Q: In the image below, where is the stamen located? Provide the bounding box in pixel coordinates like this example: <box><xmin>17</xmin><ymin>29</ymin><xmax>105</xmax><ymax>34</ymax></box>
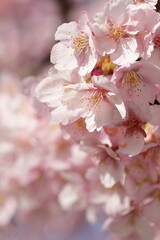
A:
<box><xmin>71</xmin><ymin>31</ymin><xmax>90</xmax><ymax>55</ymax></box>
<box><xmin>80</xmin><ymin>90</ymin><xmax>105</xmax><ymax>111</ymax></box>
<box><xmin>121</xmin><ymin>70</ymin><xmax>145</xmax><ymax>97</ymax></box>
<box><xmin>107</xmin><ymin>26</ymin><xmax>129</xmax><ymax>42</ymax></box>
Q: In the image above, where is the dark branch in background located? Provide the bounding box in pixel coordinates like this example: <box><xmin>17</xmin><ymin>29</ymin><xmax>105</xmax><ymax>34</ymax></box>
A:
<box><xmin>156</xmin><ymin>0</ymin><xmax>160</xmax><ymax>12</ymax></box>
<box><xmin>55</xmin><ymin>0</ymin><xmax>73</xmax><ymax>22</ymax></box>
<box><xmin>150</xmin><ymin>99</ymin><xmax>160</xmax><ymax>105</ymax></box>
<box><xmin>32</xmin><ymin>0</ymin><xmax>74</xmax><ymax>76</ymax></box>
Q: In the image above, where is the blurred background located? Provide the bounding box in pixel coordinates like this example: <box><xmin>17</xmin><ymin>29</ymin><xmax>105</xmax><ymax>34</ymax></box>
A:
<box><xmin>0</xmin><ymin>0</ymin><xmax>107</xmax><ymax>78</ymax></box>
<box><xmin>0</xmin><ymin>0</ymin><xmax>112</xmax><ymax>240</ymax></box>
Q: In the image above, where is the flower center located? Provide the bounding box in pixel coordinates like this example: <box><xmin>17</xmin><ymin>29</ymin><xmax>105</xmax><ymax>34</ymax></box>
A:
<box><xmin>80</xmin><ymin>89</ymin><xmax>105</xmax><ymax>110</ymax></box>
<box><xmin>121</xmin><ymin>70</ymin><xmax>145</xmax><ymax>97</ymax></box>
<box><xmin>72</xmin><ymin>31</ymin><xmax>89</xmax><ymax>55</ymax></box>
<box><xmin>127</xmin><ymin>116</ymin><xmax>139</xmax><ymax>129</ymax></box>
<box><xmin>153</xmin><ymin>34</ymin><xmax>160</xmax><ymax>49</ymax></box>
<box><xmin>92</xmin><ymin>56</ymin><xmax>116</xmax><ymax>76</ymax></box>
<box><xmin>107</xmin><ymin>27</ymin><xmax>129</xmax><ymax>42</ymax></box>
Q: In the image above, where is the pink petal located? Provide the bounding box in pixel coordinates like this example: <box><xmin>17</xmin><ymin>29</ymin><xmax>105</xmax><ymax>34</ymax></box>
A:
<box><xmin>51</xmin><ymin>105</ymin><xmax>79</xmax><ymax>125</ymax></box>
<box><xmin>94</xmin><ymin>36</ymin><xmax>116</xmax><ymax>55</ymax></box>
<box><xmin>78</xmin><ymin>11</ymin><xmax>89</xmax><ymax>26</ymax></box>
<box><xmin>55</xmin><ymin>22</ymin><xmax>78</xmax><ymax>42</ymax></box>
<box><xmin>78</xmin><ymin>51</ymin><xmax>97</xmax><ymax>76</ymax></box>
<box><xmin>51</xmin><ymin>42</ymin><xmax>78</xmax><ymax>71</ymax></box>
<box><xmin>138</xmin><ymin>61</ymin><xmax>160</xmax><ymax>84</ymax></box>
<box><xmin>85</xmin><ymin>101</ymin><xmax>114</xmax><ymax>132</ymax></box>
<box><xmin>107</xmin><ymin>92</ymin><xmax>126</xmax><ymax>119</ymax></box>
<box><xmin>143</xmin><ymin>200</ymin><xmax>160</xmax><ymax>224</ymax></box>
<box><xmin>119</xmin><ymin>131</ymin><xmax>144</xmax><ymax>156</ymax></box>
<box><xmin>104</xmin><ymin>0</ymin><xmax>130</xmax><ymax>25</ymax></box>
<box><xmin>35</xmin><ymin>76</ymin><xmax>64</xmax><ymax>107</ymax></box>
<box><xmin>111</xmin><ymin>37</ymin><xmax>139</xmax><ymax>65</ymax></box>
<box><xmin>124</xmin><ymin>8</ymin><xmax>146</xmax><ymax>34</ymax></box>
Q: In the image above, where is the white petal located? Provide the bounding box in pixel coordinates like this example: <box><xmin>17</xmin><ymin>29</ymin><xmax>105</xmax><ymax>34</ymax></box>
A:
<box><xmin>111</xmin><ymin>37</ymin><xmax>139</xmax><ymax>65</ymax></box>
<box><xmin>78</xmin><ymin>51</ymin><xmax>97</xmax><ymax>76</ymax></box>
<box><xmin>51</xmin><ymin>42</ymin><xmax>78</xmax><ymax>71</ymax></box>
<box><xmin>107</xmin><ymin>92</ymin><xmax>126</xmax><ymax>119</ymax></box>
<box><xmin>104</xmin><ymin>0</ymin><xmax>130</xmax><ymax>24</ymax></box>
<box><xmin>51</xmin><ymin>105</ymin><xmax>79</xmax><ymax>125</ymax></box>
<box><xmin>55</xmin><ymin>22</ymin><xmax>78</xmax><ymax>41</ymax></box>
<box><xmin>35</xmin><ymin>76</ymin><xmax>63</xmax><ymax>107</ymax></box>
<box><xmin>119</xmin><ymin>132</ymin><xmax>144</xmax><ymax>156</ymax></box>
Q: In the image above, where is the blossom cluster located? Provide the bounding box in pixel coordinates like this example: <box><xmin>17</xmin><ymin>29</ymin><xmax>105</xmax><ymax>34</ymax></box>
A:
<box><xmin>0</xmin><ymin>72</ymin><xmax>90</xmax><ymax>238</ymax></box>
<box><xmin>35</xmin><ymin>0</ymin><xmax>160</xmax><ymax>239</ymax></box>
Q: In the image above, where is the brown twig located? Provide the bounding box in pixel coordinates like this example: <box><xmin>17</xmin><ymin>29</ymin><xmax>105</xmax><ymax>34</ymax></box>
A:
<box><xmin>156</xmin><ymin>0</ymin><xmax>160</xmax><ymax>12</ymax></box>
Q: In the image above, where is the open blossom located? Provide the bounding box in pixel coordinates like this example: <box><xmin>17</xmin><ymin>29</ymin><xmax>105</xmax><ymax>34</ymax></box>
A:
<box><xmin>111</xmin><ymin>61</ymin><xmax>160</xmax><ymax>110</ymax></box>
<box><xmin>92</xmin><ymin>0</ymin><xmax>159</xmax><ymax>65</ymax></box>
<box><xmin>101</xmin><ymin>102</ymin><xmax>148</xmax><ymax>156</ymax></box>
<box><xmin>81</xmin><ymin>136</ymin><xmax>125</xmax><ymax>188</ymax></box>
<box><xmin>120</xmin><ymin>145</ymin><xmax>160</xmax><ymax>201</ymax></box>
<box><xmin>51</xmin><ymin>11</ymin><xmax>98</xmax><ymax>76</ymax></box>
<box><xmin>36</xmin><ymin>71</ymin><xmax>126</xmax><ymax>132</ymax></box>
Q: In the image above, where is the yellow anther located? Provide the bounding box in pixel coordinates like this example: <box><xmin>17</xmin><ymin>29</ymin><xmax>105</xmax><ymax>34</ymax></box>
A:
<box><xmin>107</xmin><ymin>26</ymin><xmax>129</xmax><ymax>42</ymax></box>
<box><xmin>71</xmin><ymin>31</ymin><xmax>89</xmax><ymax>55</ymax></box>
<box><xmin>121</xmin><ymin>70</ymin><xmax>145</xmax><ymax>96</ymax></box>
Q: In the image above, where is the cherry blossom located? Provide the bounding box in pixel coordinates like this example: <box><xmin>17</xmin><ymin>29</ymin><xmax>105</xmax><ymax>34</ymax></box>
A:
<box><xmin>36</xmin><ymin>72</ymin><xmax>126</xmax><ymax>132</ymax></box>
<box><xmin>2</xmin><ymin>0</ymin><xmax>160</xmax><ymax>239</ymax></box>
<box><xmin>51</xmin><ymin>11</ymin><xmax>98</xmax><ymax>76</ymax></box>
<box><xmin>92</xmin><ymin>0</ymin><xmax>159</xmax><ymax>64</ymax></box>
